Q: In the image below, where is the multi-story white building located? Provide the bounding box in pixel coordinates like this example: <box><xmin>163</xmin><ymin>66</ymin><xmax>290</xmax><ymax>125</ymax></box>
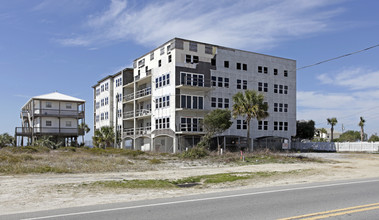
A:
<box><xmin>15</xmin><ymin>92</ymin><xmax>85</xmax><ymax>146</ymax></box>
<box><xmin>92</xmin><ymin>68</ymin><xmax>133</xmax><ymax>147</ymax></box>
<box><xmin>118</xmin><ymin>38</ymin><xmax>296</xmax><ymax>152</ymax></box>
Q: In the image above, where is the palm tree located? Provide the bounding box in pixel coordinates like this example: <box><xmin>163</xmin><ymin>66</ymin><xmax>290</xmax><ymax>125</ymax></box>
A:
<box><xmin>232</xmin><ymin>90</ymin><xmax>269</xmax><ymax>151</ymax></box>
<box><xmin>92</xmin><ymin>126</ymin><xmax>114</xmax><ymax>148</ymax></box>
<box><xmin>79</xmin><ymin>122</ymin><xmax>90</xmax><ymax>145</ymax></box>
<box><xmin>327</xmin><ymin>118</ymin><xmax>338</xmax><ymax>142</ymax></box>
<box><xmin>358</xmin><ymin>116</ymin><xmax>365</xmax><ymax>142</ymax></box>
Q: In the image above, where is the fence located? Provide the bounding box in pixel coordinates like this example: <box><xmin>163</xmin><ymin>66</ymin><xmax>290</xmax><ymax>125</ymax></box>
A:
<box><xmin>291</xmin><ymin>142</ymin><xmax>379</xmax><ymax>153</ymax></box>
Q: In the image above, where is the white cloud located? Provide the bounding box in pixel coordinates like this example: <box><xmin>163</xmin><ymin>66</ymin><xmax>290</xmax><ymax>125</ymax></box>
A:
<box><xmin>318</xmin><ymin>67</ymin><xmax>379</xmax><ymax>90</ymax></box>
<box><xmin>58</xmin><ymin>0</ymin><xmax>346</xmax><ymax>50</ymax></box>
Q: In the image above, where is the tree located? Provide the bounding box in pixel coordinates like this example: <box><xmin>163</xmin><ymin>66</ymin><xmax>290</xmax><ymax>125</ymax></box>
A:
<box><xmin>358</xmin><ymin>116</ymin><xmax>365</xmax><ymax>142</ymax></box>
<box><xmin>92</xmin><ymin>126</ymin><xmax>114</xmax><ymax>148</ymax></box>
<box><xmin>201</xmin><ymin>109</ymin><xmax>233</xmax><ymax>150</ymax></box>
<box><xmin>232</xmin><ymin>90</ymin><xmax>269</xmax><ymax>151</ymax></box>
<box><xmin>33</xmin><ymin>136</ymin><xmax>62</xmax><ymax>149</ymax></box>
<box><xmin>327</xmin><ymin>117</ymin><xmax>338</xmax><ymax>142</ymax></box>
<box><xmin>337</xmin><ymin>130</ymin><xmax>360</xmax><ymax>142</ymax></box>
<box><xmin>0</xmin><ymin>133</ymin><xmax>15</xmax><ymax>148</ymax></box>
<box><xmin>296</xmin><ymin>120</ymin><xmax>316</xmax><ymax>140</ymax></box>
<box><xmin>79</xmin><ymin>122</ymin><xmax>90</xmax><ymax>145</ymax></box>
<box><xmin>368</xmin><ymin>134</ymin><xmax>379</xmax><ymax>142</ymax></box>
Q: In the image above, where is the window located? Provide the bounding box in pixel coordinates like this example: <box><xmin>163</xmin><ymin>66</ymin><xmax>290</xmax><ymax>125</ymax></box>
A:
<box><xmin>46</xmin><ymin>102</ymin><xmax>52</xmax><ymax>108</ymax></box>
<box><xmin>274</xmin><ymin>103</ymin><xmax>278</xmax><ymax>112</ymax></box>
<box><xmin>150</xmin><ymin>52</ymin><xmax>154</xmax><ymax>61</ymax></box>
<box><xmin>218</xmin><ymin>98</ymin><xmax>223</xmax><ymax>108</ymax></box>
<box><xmin>224</xmin><ymin>98</ymin><xmax>229</xmax><ymax>108</ymax></box>
<box><xmin>211</xmin><ymin>97</ymin><xmax>216</xmax><ymax>107</ymax></box>
<box><xmin>180</xmin><ymin>95</ymin><xmax>204</xmax><ymax>109</ymax></box>
<box><xmin>258</xmin><ymin>82</ymin><xmax>263</xmax><ymax>91</ymax></box>
<box><xmin>118</xmin><ymin>109</ymin><xmax>122</xmax><ymax>118</ymax></box>
<box><xmin>205</xmin><ymin>45</ymin><xmax>212</xmax><ymax>54</ymax></box>
<box><xmin>264</xmin><ymin>83</ymin><xmax>268</xmax><ymax>92</ymax></box>
<box><xmin>66</xmin><ymin>103</ymin><xmax>72</xmax><ymax>109</ymax></box>
<box><xmin>237</xmin><ymin>120</ymin><xmax>247</xmax><ymax>130</ymax></box>
<box><xmin>101</xmin><ymin>113</ymin><xmax>104</xmax><ymax>120</ymax></box>
<box><xmin>258</xmin><ymin>66</ymin><xmax>263</xmax><ymax>73</ymax></box>
<box><xmin>167</xmin><ymin>45</ymin><xmax>171</xmax><ymax>53</ymax></box>
<box><xmin>159</xmin><ymin>76</ymin><xmax>162</xmax><ymax>87</ymax></box>
<box><xmin>180</xmin><ymin>117</ymin><xmax>203</xmax><ymax>132</ymax></box>
<box><xmin>243</xmin><ymin>80</ymin><xmax>247</xmax><ymax>90</ymax></box>
<box><xmin>105</xmin><ymin>112</ymin><xmax>108</xmax><ymax>120</ymax></box>
<box><xmin>279</xmin><ymin>103</ymin><xmax>283</xmax><ymax>112</ymax></box>
<box><xmin>218</xmin><ymin>77</ymin><xmax>223</xmax><ymax>87</ymax></box>
<box><xmin>168</xmin><ymin>55</ymin><xmax>172</xmax><ymax>63</ymax></box>
<box><xmin>279</xmin><ymin>122</ymin><xmax>283</xmax><ymax>130</ymax></box>
<box><xmin>212</xmin><ymin>76</ymin><xmax>216</xmax><ymax>87</ymax></box>
<box><xmin>284</xmin><ymin>86</ymin><xmax>288</xmax><ymax>94</ymax></box>
<box><xmin>101</xmin><ymin>85</ymin><xmax>104</xmax><ymax>92</ymax></box>
<box><xmin>237</xmin><ymin>120</ymin><xmax>241</xmax><ymax>129</ymax></box>
<box><xmin>224</xmin><ymin>78</ymin><xmax>229</xmax><ymax>88</ymax></box>
<box><xmin>236</xmin><ymin>63</ymin><xmax>241</xmax><ymax>70</ymax></box>
<box><xmin>274</xmin><ymin>69</ymin><xmax>278</xmax><ymax>75</ymax></box>
<box><xmin>180</xmin><ymin>72</ymin><xmax>204</xmax><ymax>87</ymax></box>
<box><xmin>274</xmin><ymin>121</ymin><xmax>278</xmax><ymax>130</ymax></box>
<box><xmin>284</xmin><ymin>70</ymin><xmax>288</xmax><ymax>77</ymax></box>
<box><xmin>242</xmin><ymin>120</ymin><xmax>247</xmax><ymax>129</ymax></box>
<box><xmin>96</xmin><ymin>115</ymin><xmax>99</xmax><ymax>122</ymax></box>
<box><xmin>105</xmin><ymin>97</ymin><xmax>109</xmax><ymax>105</ymax></box>
<box><xmin>193</xmin><ymin>56</ymin><xmax>199</xmax><ymax>63</ymax></box>
<box><xmin>96</xmin><ymin>88</ymin><xmax>100</xmax><ymax>96</ymax></box>
<box><xmin>243</xmin><ymin>64</ymin><xmax>247</xmax><ymax>71</ymax></box>
<box><xmin>186</xmin><ymin>55</ymin><xmax>191</xmax><ymax>63</ymax></box>
<box><xmin>224</xmin><ymin>61</ymin><xmax>229</xmax><ymax>68</ymax></box>
<box><xmin>264</xmin><ymin>67</ymin><xmax>268</xmax><ymax>74</ymax></box>
<box><xmin>160</xmin><ymin>47</ymin><xmax>165</xmax><ymax>55</ymax></box>
<box><xmin>279</xmin><ymin>85</ymin><xmax>283</xmax><ymax>94</ymax></box>
<box><xmin>156</xmin><ymin>117</ymin><xmax>170</xmax><ymax>130</ymax></box>
<box><xmin>189</xmin><ymin>42</ymin><xmax>197</xmax><ymax>52</ymax></box>
<box><xmin>96</xmin><ymin>102</ymin><xmax>100</xmax><ymax>109</ymax></box>
<box><xmin>237</xmin><ymin>79</ymin><xmax>241</xmax><ymax>89</ymax></box>
<box><xmin>158</xmin><ymin>60</ymin><xmax>162</xmax><ymax>67</ymax></box>
<box><xmin>167</xmin><ymin>74</ymin><xmax>170</xmax><ymax>85</ymax></box>
<box><xmin>284</xmin><ymin>104</ymin><xmax>288</xmax><ymax>112</ymax></box>
<box><xmin>155</xmin><ymin>78</ymin><xmax>159</xmax><ymax>88</ymax></box>
<box><xmin>284</xmin><ymin>122</ymin><xmax>288</xmax><ymax>131</ymax></box>
<box><xmin>163</xmin><ymin>75</ymin><xmax>166</xmax><ymax>86</ymax></box>
<box><xmin>274</xmin><ymin>84</ymin><xmax>278</xmax><ymax>93</ymax></box>
<box><xmin>259</xmin><ymin>121</ymin><xmax>268</xmax><ymax>130</ymax></box>
<box><xmin>66</xmin><ymin>121</ymin><xmax>72</xmax><ymax>127</ymax></box>
<box><xmin>211</xmin><ymin>59</ymin><xmax>216</xmax><ymax>66</ymax></box>
<box><xmin>101</xmin><ymin>99</ymin><xmax>104</xmax><ymax>106</ymax></box>
<box><xmin>105</xmin><ymin>82</ymin><xmax>109</xmax><ymax>91</ymax></box>
<box><xmin>46</xmin><ymin>121</ymin><xmax>52</xmax><ymax>127</ymax></box>
<box><xmin>138</xmin><ymin>59</ymin><xmax>145</xmax><ymax>68</ymax></box>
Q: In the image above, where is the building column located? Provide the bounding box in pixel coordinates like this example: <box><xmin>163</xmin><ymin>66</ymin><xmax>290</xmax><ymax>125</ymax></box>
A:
<box><xmin>173</xmin><ymin>135</ymin><xmax>177</xmax><ymax>154</ymax></box>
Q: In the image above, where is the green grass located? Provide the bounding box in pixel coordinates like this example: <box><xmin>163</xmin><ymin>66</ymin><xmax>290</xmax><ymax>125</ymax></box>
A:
<box><xmin>88</xmin><ymin>179</ymin><xmax>176</xmax><ymax>189</ymax></box>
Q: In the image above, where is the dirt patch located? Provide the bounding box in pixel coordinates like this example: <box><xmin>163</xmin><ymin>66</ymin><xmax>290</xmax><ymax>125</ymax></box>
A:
<box><xmin>1</xmin><ymin>153</ymin><xmax>379</xmax><ymax>215</ymax></box>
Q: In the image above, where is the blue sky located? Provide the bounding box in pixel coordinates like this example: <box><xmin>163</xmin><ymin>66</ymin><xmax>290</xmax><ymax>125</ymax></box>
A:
<box><xmin>1</xmin><ymin>0</ymin><xmax>379</xmax><ymax>140</ymax></box>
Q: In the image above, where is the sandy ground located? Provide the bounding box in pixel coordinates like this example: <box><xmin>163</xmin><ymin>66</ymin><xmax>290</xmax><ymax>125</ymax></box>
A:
<box><xmin>1</xmin><ymin>153</ymin><xmax>379</xmax><ymax>215</ymax></box>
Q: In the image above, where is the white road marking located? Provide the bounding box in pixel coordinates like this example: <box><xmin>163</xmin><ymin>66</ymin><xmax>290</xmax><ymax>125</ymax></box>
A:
<box><xmin>21</xmin><ymin>178</ymin><xmax>379</xmax><ymax>220</ymax></box>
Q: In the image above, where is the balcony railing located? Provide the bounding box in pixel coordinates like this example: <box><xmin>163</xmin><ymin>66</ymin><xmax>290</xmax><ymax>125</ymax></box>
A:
<box><xmin>123</xmin><ymin>87</ymin><xmax>152</xmax><ymax>102</ymax></box>
<box><xmin>26</xmin><ymin>109</ymin><xmax>85</xmax><ymax>118</ymax></box>
<box><xmin>15</xmin><ymin>127</ymin><xmax>84</xmax><ymax>136</ymax></box>
<box><xmin>123</xmin><ymin>111</ymin><xmax>134</xmax><ymax>119</ymax></box>
<box><xmin>123</xmin><ymin>126</ymin><xmax>152</xmax><ymax>136</ymax></box>
<box><xmin>136</xmin><ymin>87</ymin><xmax>151</xmax><ymax>99</ymax></box>
<box><xmin>136</xmin><ymin>109</ymin><xmax>151</xmax><ymax>117</ymax></box>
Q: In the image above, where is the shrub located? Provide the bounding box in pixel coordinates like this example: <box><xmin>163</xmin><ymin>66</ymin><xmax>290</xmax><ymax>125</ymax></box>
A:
<box><xmin>180</xmin><ymin>147</ymin><xmax>209</xmax><ymax>159</ymax></box>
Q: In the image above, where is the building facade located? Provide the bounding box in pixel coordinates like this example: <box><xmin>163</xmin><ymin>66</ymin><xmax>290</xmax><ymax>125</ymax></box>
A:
<box><xmin>92</xmin><ymin>68</ymin><xmax>133</xmax><ymax>148</ymax></box>
<box><xmin>15</xmin><ymin>92</ymin><xmax>85</xmax><ymax>146</ymax></box>
<box><xmin>118</xmin><ymin>38</ymin><xmax>296</xmax><ymax>152</ymax></box>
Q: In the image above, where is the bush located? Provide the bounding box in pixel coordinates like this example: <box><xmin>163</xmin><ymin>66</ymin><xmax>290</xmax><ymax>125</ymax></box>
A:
<box><xmin>180</xmin><ymin>147</ymin><xmax>209</xmax><ymax>159</ymax></box>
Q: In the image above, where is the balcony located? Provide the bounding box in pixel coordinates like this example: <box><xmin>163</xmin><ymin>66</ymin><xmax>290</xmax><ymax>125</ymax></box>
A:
<box><xmin>15</xmin><ymin>127</ymin><xmax>84</xmax><ymax>136</ymax></box>
<box><xmin>123</xmin><ymin>110</ymin><xmax>134</xmax><ymax>119</ymax></box>
<box><xmin>176</xmin><ymin>77</ymin><xmax>212</xmax><ymax>91</ymax></box>
<box><xmin>136</xmin><ymin>109</ymin><xmax>152</xmax><ymax>118</ymax></box>
<box><xmin>123</xmin><ymin>87</ymin><xmax>152</xmax><ymax>103</ymax></box>
<box><xmin>29</xmin><ymin>109</ymin><xmax>85</xmax><ymax>118</ymax></box>
<box><xmin>123</xmin><ymin>126</ymin><xmax>152</xmax><ymax>137</ymax></box>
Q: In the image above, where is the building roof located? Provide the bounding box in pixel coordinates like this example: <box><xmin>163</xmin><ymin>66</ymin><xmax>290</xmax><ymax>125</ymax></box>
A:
<box><xmin>92</xmin><ymin>67</ymin><xmax>133</xmax><ymax>88</ymax></box>
<box><xmin>32</xmin><ymin>92</ymin><xmax>85</xmax><ymax>102</ymax></box>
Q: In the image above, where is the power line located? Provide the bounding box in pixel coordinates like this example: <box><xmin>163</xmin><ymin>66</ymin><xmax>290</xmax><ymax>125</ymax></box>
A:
<box><xmin>296</xmin><ymin>44</ymin><xmax>379</xmax><ymax>71</ymax></box>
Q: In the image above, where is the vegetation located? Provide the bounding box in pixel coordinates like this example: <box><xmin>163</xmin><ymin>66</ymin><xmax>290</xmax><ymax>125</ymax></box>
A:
<box><xmin>368</xmin><ymin>134</ymin><xmax>379</xmax><ymax>142</ymax></box>
<box><xmin>0</xmin><ymin>146</ymin><xmax>324</xmax><ymax>175</ymax></box>
<box><xmin>296</xmin><ymin>120</ymin><xmax>316</xmax><ymax>140</ymax></box>
<box><xmin>0</xmin><ymin>133</ymin><xmax>15</xmax><ymax>148</ymax></box>
<box><xmin>79</xmin><ymin>122</ymin><xmax>90</xmax><ymax>145</ymax></box>
<box><xmin>232</xmin><ymin>90</ymin><xmax>269</xmax><ymax>151</ymax></box>
<box><xmin>92</xmin><ymin>126</ymin><xmax>115</xmax><ymax>148</ymax></box>
<box><xmin>358</xmin><ymin>116</ymin><xmax>366</xmax><ymax>142</ymax></box>
<box><xmin>336</xmin><ymin>130</ymin><xmax>360</xmax><ymax>142</ymax></box>
<box><xmin>200</xmin><ymin>109</ymin><xmax>233</xmax><ymax>150</ymax></box>
<box><xmin>33</xmin><ymin>136</ymin><xmax>62</xmax><ymax>149</ymax></box>
<box><xmin>327</xmin><ymin>117</ymin><xmax>338</xmax><ymax>142</ymax></box>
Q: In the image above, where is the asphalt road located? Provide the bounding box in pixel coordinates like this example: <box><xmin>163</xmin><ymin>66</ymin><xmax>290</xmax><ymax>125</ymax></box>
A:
<box><xmin>3</xmin><ymin>178</ymin><xmax>379</xmax><ymax>220</ymax></box>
